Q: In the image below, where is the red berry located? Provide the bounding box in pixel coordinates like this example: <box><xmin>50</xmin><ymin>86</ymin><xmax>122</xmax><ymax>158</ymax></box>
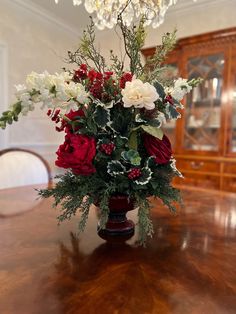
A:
<box><xmin>100</xmin><ymin>143</ymin><xmax>115</xmax><ymax>155</ymax></box>
<box><xmin>128</xmin><ymin>168</ymin><xmax>142</xmax><ymax>180</ymax></box>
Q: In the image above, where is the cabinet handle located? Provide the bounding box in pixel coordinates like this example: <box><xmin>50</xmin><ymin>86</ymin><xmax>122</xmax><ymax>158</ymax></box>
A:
<box><xmin>190</xmin><ymin>161</ymin><xmax>204</xmax><ymax>169</ymax></box>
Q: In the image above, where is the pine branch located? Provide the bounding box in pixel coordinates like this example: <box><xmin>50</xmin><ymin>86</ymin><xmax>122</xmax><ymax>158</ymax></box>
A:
<box><xmin>144</xmin><ymin>30</ymin><xmax>177</xmax><ymax>82</ymax></box>
<box><xmin>66</xmin><ymin>17</ymin><xmax>106</xmax><ymax>72</ymax></box>
<box><xmin>136</xmin><ymin>195</ymin><xmax>154</xmax><ymax>246</ymax></box>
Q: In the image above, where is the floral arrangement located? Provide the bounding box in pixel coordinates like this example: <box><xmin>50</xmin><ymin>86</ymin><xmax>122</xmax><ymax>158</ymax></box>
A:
<box><xmin>0</xmin><ymin>18</ymin><xmax>200</xmax><ymax>244</ymax></box>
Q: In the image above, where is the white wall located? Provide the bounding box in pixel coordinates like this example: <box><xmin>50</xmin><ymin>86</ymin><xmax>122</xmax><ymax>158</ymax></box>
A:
<box><xmin>0</xmin><ymin>41</ymin><xmax>8</xmax><ymax>148</ymax></box>
<box><xmin>0</xmin><ymin>0</ymin><xmax>79</xmax><ymax>175</ymax></box>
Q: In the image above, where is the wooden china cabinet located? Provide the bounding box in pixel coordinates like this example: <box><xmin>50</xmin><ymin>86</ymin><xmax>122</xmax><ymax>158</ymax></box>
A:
<box><xmin>142</xmin><ymin>28</ymin><xmax>236</xmax><ymax>192</ymax></box>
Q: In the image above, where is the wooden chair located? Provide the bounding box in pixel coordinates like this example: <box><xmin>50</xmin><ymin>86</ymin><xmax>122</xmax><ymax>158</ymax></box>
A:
<box><xmin>0</xmin><ymin>148</ymin><xmax>52</xmax><ymax>190</ymax></box>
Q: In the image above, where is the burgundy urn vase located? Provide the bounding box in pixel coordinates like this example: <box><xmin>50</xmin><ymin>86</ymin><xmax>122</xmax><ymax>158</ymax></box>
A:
<box><xmin>97</xmin><ymin>194</ymin><xmax>135</xmax><ymax>241</ymax></box>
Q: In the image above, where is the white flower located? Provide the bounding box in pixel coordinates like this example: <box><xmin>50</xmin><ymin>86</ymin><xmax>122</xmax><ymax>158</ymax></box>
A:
<box><xmin>65</xmin><ymin>81</ymin><xmax>89</xmax><ymax>104</ymax></box>
<box><xmin>21</xmin><ymin>99</ymin><xmax>35</xmax><ymax>115</ymax></box>
<box><xmin>121</xmin><ymin>79</ymin><xmax>159</xmax><ymax>110</ymax></box>
<box><xmin>25</xmin><ymin>71</ymin><xmax>46</xmax><ymax>90</ymax></box>
<box><xmin>13</xmin><ymin>70</ymin><xmax>85</xmax><ymax>115</ymax></box>
<box><xmin>15</xmin><ymin>84</ymin><xmax>27</xmax><ymax>99</ymax></box>
<box><xmin>167</xmin><ymin>78</ymin><xmax>192</xmax><ymax>101</ymax></box>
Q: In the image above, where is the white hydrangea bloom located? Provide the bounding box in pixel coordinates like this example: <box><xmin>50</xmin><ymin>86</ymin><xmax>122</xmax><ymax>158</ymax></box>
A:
<box><xmin>122</xmin><ymin>78</ymin><xmax>159</xmax><ymax>110</ymax></box>
<box><xmin>65</xmin><ymin>81</ymin><xmax>89</xmax><ymax>104</ymax></box>
<box><xmin>167</xmin><ymin>78</ymin><xmax>192</xmax><ymax>101</ymax></box>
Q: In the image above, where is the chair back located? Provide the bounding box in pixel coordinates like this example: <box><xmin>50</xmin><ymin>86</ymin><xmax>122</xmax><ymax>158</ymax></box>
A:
<box><xmin>0</xmin><ymin>148</ymin><xmax>52</xmax><ymax>189</ymax></box>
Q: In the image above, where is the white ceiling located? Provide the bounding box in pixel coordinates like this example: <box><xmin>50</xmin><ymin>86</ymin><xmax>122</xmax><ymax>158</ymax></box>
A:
<box><xmin>28</xmin><ymin>0</ymin><xmax>213</xmax><ymax>33</ymax></box>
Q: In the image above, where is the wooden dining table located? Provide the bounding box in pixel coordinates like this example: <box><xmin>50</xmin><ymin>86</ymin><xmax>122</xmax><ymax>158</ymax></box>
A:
<box><xmin>0</xmin><ymin>185</ymin><xmax>236</xmax><ymax>314</ymax></box>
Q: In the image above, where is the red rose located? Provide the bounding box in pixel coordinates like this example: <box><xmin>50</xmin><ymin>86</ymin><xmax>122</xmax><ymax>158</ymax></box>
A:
<box><xmin>143</xmin><ymin>133</ymin><xmax>172</xmax><ymax>165</ymax></box>
<box><xmin>55</xmin><ymin>133</ymin><xmax>96</xmax><ymax>175</ymax></box>
<box><xmin>119</xmin><ymin>72</ymin><xmax>133</xmax><ymax>89</ymax></box>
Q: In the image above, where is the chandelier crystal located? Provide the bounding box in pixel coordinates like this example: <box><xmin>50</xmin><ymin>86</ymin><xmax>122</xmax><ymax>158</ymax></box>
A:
<box><xmin>54</xmin><ymin>0</ymin><xmax>178</xmax><ymax>30</ymax></box>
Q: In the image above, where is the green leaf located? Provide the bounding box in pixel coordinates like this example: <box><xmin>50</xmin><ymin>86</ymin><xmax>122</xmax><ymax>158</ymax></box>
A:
<box><xmin>135</xmin><ymin>113</ymin><xmax>146</xmax><ymax>123</ymax></box>
<box><xmin>131</xmin><ymin>157</ymin><xmax>142</xmax><ymax>166</ymax></box>
<box><xmin>107</xmin><ymin>160</ymin><xmax>126</xmax><ymax>177</ymax></box>
<box><xmin>148</xmin><ymin>119</ymin><xmax>161</xmax><ymax>128</ymax></box>
<box><xmin>150</xmin><ymin>180</ymin><xmax>159</xmax><ymax>190</ymax></box>
<box><xmin>128</xmin><ymin>131</ymin><xmax>138</xmax><ymax>150</ymax></box>
<box><xmin>13</xmin><ymin>101</ymin><xmax>22</xmax><ymax>115</ymax></box>
<box><xmin>166</xmin><ymin>104</ymin><xmax>181</xmax><ymax>120</ymax></box>
<box><xmin>141</xmin><ymin>125</ymin><xmax>163</xmax><ymax>139</ymax></box>
<box><xmin>115</xmin><ymin>136</ymin><xmax>127</xmax><ymax>148</ymax></box>
<box><xmin>109</xmin><ymin>107</ymin><xmax>132</xmax><ymax>137</ymax></box>
<box><xmin>134</xmin><ymin>167</ymin><xmax>152</xmax><ymax>185</ymax></box>
<box><xmin>153</xmin><ymin>81</ymin><xmax>165</xmax><ymax>99</ymax></box>
<box><xmin>121</xmin><ymin>149</ymin><xmax>141</xmax><ymax>166</ymax></box>
<box><xmin>93</xmin><ymin>105</ymin><xmax>110</xmax><ymax>128</ymax></box>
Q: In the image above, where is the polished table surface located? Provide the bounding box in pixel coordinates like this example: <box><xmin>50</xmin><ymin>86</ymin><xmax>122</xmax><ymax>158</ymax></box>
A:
<box><xmin>0</xmin><ymin>185</ymin><xmax>236</xmax><ymax>314</ymax></box>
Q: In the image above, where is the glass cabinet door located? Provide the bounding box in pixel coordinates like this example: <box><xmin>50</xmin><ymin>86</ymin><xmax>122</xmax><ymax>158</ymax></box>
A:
<box><xmin>230</xmin><ymin>53</ymin><xmax>236</xmax><ymax>153</ymax></box>
<box><xmin>183</xmin><ymin>53</ymin><xmax>224</xmax><ymax>151</ymax></box>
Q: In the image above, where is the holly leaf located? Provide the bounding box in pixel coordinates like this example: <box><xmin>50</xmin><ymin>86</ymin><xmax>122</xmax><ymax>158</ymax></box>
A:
<box><xmin>153</xmin><ymin>81</ymin><xmax>165</xmax><ymax>99</ymax></box>
<box><xmin>165</xmin><ymin>104</ymin><xmax>181</xmax><ymax>120</ymax></box>
<box><xmin>109</xmin><ymin>107</ymin><xmax>132</xmax><ymax>137</ymax></box>
<box><xmin>93</xmin><ymin>105</ymin><xmax>110</xmax><ymax>128</ymax></box>
<box><xmin>135</xmin><ymin>113</ymin><xmax>146</xmax><ymax>123</ymax></box>
<box><xmin>141</xmin><ymin>125</ymin><xmax>163</xmax><ymax>139</ymax></box>
<box><xmin>134</xmin><ymin>167</ymin><xmax>152</xmax><ymax>185</ymax></box>
<box><xmin>148</xmin><ymin>119</ymin><xmax>161</xmax><ymax>128</ymax></box>
<box><xmin>107</xmin><ymin>160</ymin><xmax>126</xmax><ymax>177</ymax></box>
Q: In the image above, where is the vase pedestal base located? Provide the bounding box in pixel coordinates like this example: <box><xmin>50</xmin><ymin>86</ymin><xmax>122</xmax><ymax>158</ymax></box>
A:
<box><xmin>98</xmin><ymin>220</ymin><xmax>134</xmax><ymax>242</ymax></box>
<box><xmin>98</xmin><ymin>217</ymin><xmax>135</xmax><ymax>242</ymax></box>
<box><xmin>96</xmin><ymin>194</ymin><xmax>135</xmax><ymax>242</ymax></box>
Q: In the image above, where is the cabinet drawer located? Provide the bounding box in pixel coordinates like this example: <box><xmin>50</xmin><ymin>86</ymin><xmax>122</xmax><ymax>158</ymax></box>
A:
<box><xmin>176</xmin><ymin>159</ymin><xmax>220</xmax><ymax>173</ymax></box>
<box><xmin>223</xmin><ymin>163</ymin><xmax>236</xmax><ymax>175</ymax></box>
<box><xmin>174</xmin><ymin>173</ymin><xmax>220</xmax><ymax>190</ymax></box>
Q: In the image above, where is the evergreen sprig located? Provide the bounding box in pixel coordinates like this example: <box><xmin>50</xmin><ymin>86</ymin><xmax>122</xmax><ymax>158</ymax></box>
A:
<box><xmin>144</xmin><ymin>30</ymin><xmax>177</xmax><ymax>82</ymax></box>
<box><xmin>135</xmin><ymin>195</ymin><xmax>154</xmax><ymax>246</ymax></box>
<box><xmin>67</xmin><ymin>17</ymin><xmax>106</xmax><ymax>72</ymax></box>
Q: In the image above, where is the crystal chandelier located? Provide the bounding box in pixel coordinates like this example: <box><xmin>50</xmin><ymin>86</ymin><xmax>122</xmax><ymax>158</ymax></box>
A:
<box><xmin>54</xmin><ymin>0</ymin><xmax>178</xmax><ymax>30</ymax></box>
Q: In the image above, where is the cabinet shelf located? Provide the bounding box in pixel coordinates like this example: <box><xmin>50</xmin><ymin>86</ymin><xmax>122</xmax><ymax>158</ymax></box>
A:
<box><xmin>186</xmin><ymin>125</ymin><xmax>220</xmax><ymax>129</ymax></box>
<box><xmin>190</xmin><ymin>98</ymin><xmax>221</xmax><ymax>107</ymax></box>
